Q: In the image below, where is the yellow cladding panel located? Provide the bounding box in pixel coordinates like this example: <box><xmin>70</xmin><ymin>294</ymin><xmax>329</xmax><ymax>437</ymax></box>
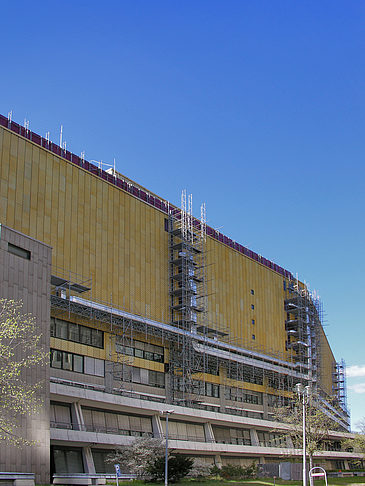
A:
<box><xmin>1</xmin><ymin>128</ymin><xmax>169</xmax><ymax>323</ymax></box>
<box><xmin>206</xmin><ymin>237</ymin><xmax>288</xmax><ymax>357</ymax></box>
<box><xmin>320</xmin><ymin>327</ymin><xmax>336</xmax><ymax>396</ymax></box>
<box><xmin>0</xmin><ymin>127</ymin><xmax>320</xmax><ymax>367</ymax></box>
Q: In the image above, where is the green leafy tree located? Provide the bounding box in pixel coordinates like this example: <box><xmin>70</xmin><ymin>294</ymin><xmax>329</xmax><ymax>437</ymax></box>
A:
<box><xmin>147</xmin><ymin>454</ymin><xmax>193</xmax><ymax>483</ymax></box>
<box><xmin>0</xmin><ymin>299</ymin><xmax>48</xmax><ymax>446</ymax></box>
<box><xmin>343</xmin><ymin>418</ymin><xmax>365</xmax><ymax>467</ymax></box>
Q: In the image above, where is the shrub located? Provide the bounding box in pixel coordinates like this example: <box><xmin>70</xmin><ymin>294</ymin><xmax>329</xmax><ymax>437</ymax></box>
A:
<box><xmin>218</xmin><ymin>461</ymin><xmax>257</xmax><ymax>480</ymax></box>
<box><xmin>147</xmin><ymin>454</ymin><xmax>194</xmax><ymax>483</ymax></box>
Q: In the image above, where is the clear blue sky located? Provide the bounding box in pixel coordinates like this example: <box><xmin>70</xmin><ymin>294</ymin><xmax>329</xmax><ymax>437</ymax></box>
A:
<box><xmin>1</xmin><ymin>1</ymin><xmax>364</xmax><ymax>429</ymax></box>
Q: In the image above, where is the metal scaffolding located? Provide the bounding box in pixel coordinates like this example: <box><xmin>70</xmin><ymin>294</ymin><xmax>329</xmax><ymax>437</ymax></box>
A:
<box><xmin>48</xmin><ymin>193</ymin><xmax>349</xmax><ymax>429</ymax></box>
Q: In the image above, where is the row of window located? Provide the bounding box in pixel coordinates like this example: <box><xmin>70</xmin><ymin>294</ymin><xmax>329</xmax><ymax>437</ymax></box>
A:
<box><xmin>115</xmin><ymin>339</ymin><xmax>164</xmax><ymax>363</ymax></box>
<box><xmin>225</xmin><ymin>386</ymin><xmax>263</xmax><ymax>405</ymax></box>
<box><xmin>121</xmin><ymin>365</ymin><xmax>165</xmax><ymax>388</ymax></box>
<box><xmin>51</xmin><ymin>318</ymin><xmax>104</xmax><ymax>349</ymax></box>
<box><xmin>173</xmin><ymin>377</ymin><xmax>220</xmax><ymax>398</ymax></box>
<box><xmin>51</xmin><ymin>349</ymin><xmax>104</xmax><ymax>377</ymax></box>
<box><xmin>213</xmin><ymin>426</ymin><xmax>251</xmax><ymax>446</ymax></box>
<box><xmin>257</xmin><ymin>431</ymin><xmax>286</xmax><ymax>448</ymax></box>
<box><xmin>227</xmin><ymin>365</ymin><xmax>264</xmax><ymax>385</ymax></box>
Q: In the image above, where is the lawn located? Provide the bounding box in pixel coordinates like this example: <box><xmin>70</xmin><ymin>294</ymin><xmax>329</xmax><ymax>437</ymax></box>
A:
<box><xmin>115</xmin><ymin>478</ymin><xmax>365</xmax><ymax>486</ymax></box>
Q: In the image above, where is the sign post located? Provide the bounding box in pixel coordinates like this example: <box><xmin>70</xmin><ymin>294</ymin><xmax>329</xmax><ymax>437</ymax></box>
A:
<box><xmin>114</xmin><ymin>464</ymin><xmax>121</xmax><ymax>486</ymax></box>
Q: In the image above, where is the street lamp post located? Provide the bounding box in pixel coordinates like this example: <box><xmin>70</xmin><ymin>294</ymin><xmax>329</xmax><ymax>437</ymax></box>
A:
<box><xmin>295</xmin><ymin>384</ymin><xmax>310</xmax><ymax>486</ymax></box>
<box><xmin>160</xmin><ymin>410</ymin><xmax>175</xmax><ymax>486</ymax></box>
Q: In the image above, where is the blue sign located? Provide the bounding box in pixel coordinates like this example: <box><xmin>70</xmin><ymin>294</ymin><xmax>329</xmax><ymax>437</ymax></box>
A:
<box><xmin>114</xmin><ymin>464</ymin><xmax>122</xmax><ymax>478</ymax></box>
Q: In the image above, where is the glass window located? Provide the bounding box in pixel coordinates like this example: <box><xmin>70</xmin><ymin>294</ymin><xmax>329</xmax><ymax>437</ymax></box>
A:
<box><xmin>63</xmin><ymin>352</ymin><xmax>73</xmax><ymax>371</ymax></box>
<box><xmin>144</xmin><ymin>351</ymin><xmax>154</xmax><ymax>361</ymax></box>
<box><xmin>50</xmin><ymin>318</ymin><xmax>56</xmax><ymax>337</ymax></box>
<box><xmin>124</xmin><ymin>346</ymin><xmax>134</xmax><ymax>356</ymax></box>
<box><xmin>56</xmin><ymin>320</ymin><xmax>68</xmax><ymax>340</ymax></box>
<box><xmin>73</xmin><ymin>354</ymin><xmax>84</xmax><ymax>373</ymax></box>
<box><xmin>68</xmin><ymin>322</ymin><xmax>79</xmax><ymax>342</ymax></box>
<box><xmin>91</xmin><ymin>329</ymin><xmax>103</xmax><ymax>348</ymax></box>
<box><xmin>80</xmin><ymin>326</ymin><xmax>92</xmax><ymax>345</ymax></box>
<box><xmin>251</xmin><ymin>289</ymin><xmax>254</xmax><ymax>295</ymax></box>
<box><xmin>8</xmin><ymin>242</ymin><xmax>31</xmax><ymax>260</ymax></box>
<box><xmin>51</xmin><ymin>350</ymin><xmax>62</xmax><ymax>368</ymax></box>
<box><xmin>251</xmin><ymin>304</ymin><xmax>254</xmax><ymax>310</ymax></box>
<box><xmin>135</xmin><ymin>348</ymin><xmax>144</xmax><ymax>358</ymax></box>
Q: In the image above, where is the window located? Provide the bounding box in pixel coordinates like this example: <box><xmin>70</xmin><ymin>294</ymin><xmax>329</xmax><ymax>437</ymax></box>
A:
<box><xmin>252</xmin><ymin>319</ymin><xmax>255</xmax><ymax>325</ymax></box>
<box><xmin>52</xmin><ymin>447</ymin><xmax>84</xmax><ymax>473</ymax></box>
<box><xmin>50</xmin><ymin>318</ymin><xmax>104</xmax><ymax>349</ymax></box>
<box><xmin>116</xmin><ymin>339</ymin><xmax>164</xmax><ymax>363</ymax></box>
<box><xmin>51</xmin><ymin>349</ymin><xmax>84</xmax><ymax>374</ymax></box>
<box><xmin>251</xmin><ymin>289</ymin><xmax>255</xmax><ymax>295</ymax></box>
<box><xmin>251</xmin><ymin>304</ymin><xmax>254</xmax><ymax>310</ymax></box>
<box><xmin>8</xmin><ymin>242</ymin><xmax>31</xmax><ymax>260</ymax></box>
<box><xmin>51</xmin><ymin>350</ymin><xmax>62</xmax><ymax>369</ymax></box>
<box><xmin>252</xmin><ymin>334</ymin><xmax>255</xmax><ymax>340</ymax></box>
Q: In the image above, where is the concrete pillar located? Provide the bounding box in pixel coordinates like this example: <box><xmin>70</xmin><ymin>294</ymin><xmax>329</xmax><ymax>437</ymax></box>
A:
<box><xmin>260</xmin><ymin>456</ymin><xmax>266</xmax><ymax>464</ymax></box>
<box><xmin>104</xmin><ymin>360</ymin><xmax>114</xmax><ymax>393</ymax></box>
<box><xmin>152</xmin><ymin>414</ymin><xmax>164</xmax><ymax>438</ymax></box>
<box><xmin>214</xmin><ymin>455</ymin><xmax>223</xmax><ymax>468</ymax></box>
<box><xmin>70</xmin><ymin>402</ymin><xmax>84</xmax><ymax>431</ymax></box>
<box><xmin>82</xmin><ymin>447</ymin><xmax>96</xmax><ymax>474</ymax></box>
<box><xmin>262</xmin><ymin>393</ymin><xmax>269</xmax><ymax>420</ymax></box>
<box><xmin>286</xmin><ymin>435</ymin><xmax>294</xmax><ymax>448</ymax></box>
<box><xmin>219</xmin><ymin>384</ymin><xmax>226</xmax><ymax>413</ymax></box>
<box><xmin>204</xmin><ymin>422</ymin><xmax>216</xmax><ymax>443</ymax></box>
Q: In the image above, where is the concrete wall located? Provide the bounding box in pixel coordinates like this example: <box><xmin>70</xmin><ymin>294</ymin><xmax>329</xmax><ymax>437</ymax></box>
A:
<box><xmin>0</xmin><ymin>225</ymin><xmax>51</xmax><ymax>484</ymax></box>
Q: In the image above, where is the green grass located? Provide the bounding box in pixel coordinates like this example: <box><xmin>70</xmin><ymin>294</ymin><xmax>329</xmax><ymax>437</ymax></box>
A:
<box><xmin>113</xmin><ymin>478</ymin><xmax>365</xmax><ymax>486</ymax></box>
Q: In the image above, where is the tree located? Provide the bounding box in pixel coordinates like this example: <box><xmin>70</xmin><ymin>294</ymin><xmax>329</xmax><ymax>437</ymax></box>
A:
<box><xmin>274</xmin><ymin>390</ymin><xmax>343</xmax><ymax>474</ymax></box>
<box><xmin>343</xmin><ymin>418</ymin><xmax>365</xmax><ymax>466</ymax></box>
<box><xmin>0</xmin><ymin>299</ymin><xmax>48</xmax><ymax>446</ymax></box>
<box><xmin>146</xmin><ymin>454</ymin><xmax>193</xmax><ymax>483</ymax></box>
<box><xmin>106</xmin><ymin>437</ymin><xmax>165</xmax><ymax>478</ymax></box>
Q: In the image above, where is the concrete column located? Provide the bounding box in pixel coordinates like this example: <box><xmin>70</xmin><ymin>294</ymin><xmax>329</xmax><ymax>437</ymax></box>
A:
<box><xmin>262</xmin><ymin>393</ymin><xmax>269</xmax><ymax>420</ymax></box>
<box><xmin>286</xmin><ymin>435</ymin><xmax>294</xmax><ymax>448</ymax></box>
<box><xmin>82</xmin><ymin>447</ymin><xmax>96</xmax><ymax>474</ymax></box>
<box><xmin>250</xmin><ymin>428</ymin><xmax>260</xmax><ymax>447</ymax></box>
<box><xmin>204</xmin><ymin>422</ymin><xmax>216</xmax><ymax>443</ymax></box>
<box><xmin>219</xmin><ymin>384</ymin><xmax>226</xmax><ymax>413</ymax></box>
<box><xmin>152</xmin><ymin>414</ymin><xmax>164</xmax><ymax>438</ymax></box>
<box><xmin>70</xmin><ymin>402</ymin><xmax>84</xmax><ymax>431</ymax></box>
<box><xmin>104</xmin><ymin>360</ymin><xmax>114</xmax><ymax>393</ymax></box>
<box><xmin>214</xmin><ymin>455</ymin><xmax>223</xmax><ymax>468</ymax></box>
<box><xmin>260</xmin><ymin>456</ymin><xmax>266</xmax><ymax>464</ymax></box>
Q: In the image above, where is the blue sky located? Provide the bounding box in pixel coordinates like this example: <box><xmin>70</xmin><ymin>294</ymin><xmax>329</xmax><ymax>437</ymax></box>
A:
<box><xmin>1</xmin><ymin>1</ymin><xmax>364</xmax><ymax>429</ymax></box>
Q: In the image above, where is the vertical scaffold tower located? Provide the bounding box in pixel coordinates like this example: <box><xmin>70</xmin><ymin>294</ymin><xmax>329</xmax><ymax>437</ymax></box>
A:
<box><xmin>333</xmin><ymin>359</ymin><xmax>348</xmax><ymax>414</ymax></box>
<box><xmin>167</xmin><ymin>191</ymin><xmax>208</xmax><ymax>406</ymax></box>
<box><xmin>284</xmin><ymin>280</ymin><xmax>323</xmax><ymax>390</ymax></box>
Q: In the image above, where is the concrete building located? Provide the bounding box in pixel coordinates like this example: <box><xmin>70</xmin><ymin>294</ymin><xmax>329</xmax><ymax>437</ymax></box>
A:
<box><xmin>0</xmin><ymin>113</ymin><xmax>361</xmax><ymax>483</ymax></box>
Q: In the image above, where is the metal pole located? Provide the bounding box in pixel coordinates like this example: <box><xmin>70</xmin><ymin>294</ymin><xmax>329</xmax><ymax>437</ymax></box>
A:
<box><xmin>303</xmin><ymin>391</ymin><xmax>307</xmax><ymax>486</ymax></box>
<box><xmin>165</xmin><ymin>413</ymin><xmax>169</xmax><ymax>486</ymax></box>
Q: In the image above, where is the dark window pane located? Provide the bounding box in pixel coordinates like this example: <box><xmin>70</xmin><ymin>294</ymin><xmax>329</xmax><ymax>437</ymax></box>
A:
<box><xmin>80</xmin><ymin>326</ymin><xmax>92</xmax><ymax>345</ymax></box>
<box><xmin>51</xmin><ymin>350</ymin><xmax>62</xmax><ymax>369</ymax></box>
<box><xmin>63</xmin><ymin>352</ymin><xmax>73</xmax><ymax>371</ymax></box>
<box><xmin>73</xmin><ymin>355</ymin><xmax>83</xmax><ymax>373</ymax></box>
<box><xmin>68</xmin><ymin>323</ymin><xmax>79</xmax><ymax>342</ymax></box>
<box><xmin>56</xmin><ymin>320</ymin><xmax>68</xmax><ymax>339</ymax></box>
